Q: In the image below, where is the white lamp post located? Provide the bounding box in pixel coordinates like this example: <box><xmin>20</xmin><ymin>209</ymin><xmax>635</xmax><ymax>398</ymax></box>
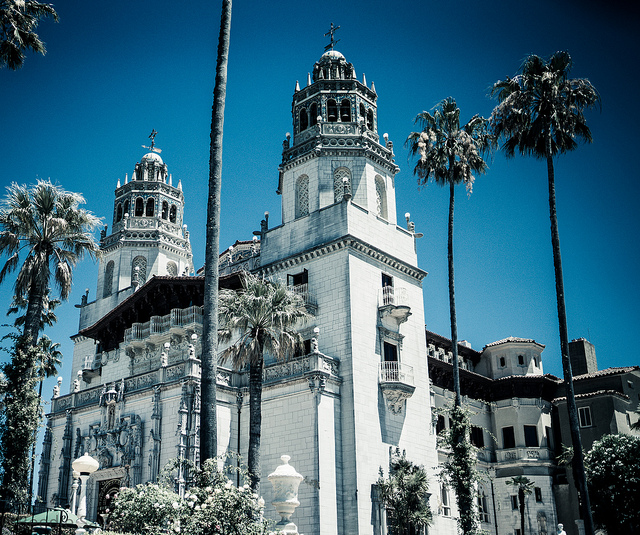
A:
<box><xmin>72</xmin><ymin>453</ymin><xmax>99</xmax><ymax>535</ymax></box>
<box><xmin>70</xmin><ymin>470</ymin><xmax>80</xmax><ymax>514</ymax></box>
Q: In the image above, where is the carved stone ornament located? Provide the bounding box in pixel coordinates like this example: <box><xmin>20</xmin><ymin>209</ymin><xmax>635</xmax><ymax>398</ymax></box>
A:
<box><xmin>380</xmin><ymin>386</ymin><xmax>414</xmax><ymax>414</ymax></box>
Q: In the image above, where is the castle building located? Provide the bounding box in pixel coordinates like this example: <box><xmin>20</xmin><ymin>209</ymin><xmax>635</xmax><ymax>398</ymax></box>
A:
<box><xmin>38</xmin><ymin>47</ymin><xmax>639</xmax><ymax>535</ymax></box>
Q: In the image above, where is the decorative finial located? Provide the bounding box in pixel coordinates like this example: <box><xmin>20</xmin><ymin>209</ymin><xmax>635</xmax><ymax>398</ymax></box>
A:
<box><xmin>141</xmin><ymin>129</ymin><xmax>162</xmax><ymax>153</ymax></box>
<box><xmin>324</xmin><ymin>22</ymin><xmax>341</xmax><ymax>52</ymax></box>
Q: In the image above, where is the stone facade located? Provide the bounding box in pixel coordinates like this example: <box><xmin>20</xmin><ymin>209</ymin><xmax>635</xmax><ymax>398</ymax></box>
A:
<box><xmin>38</xmin><ymin>48</ymin><xmax>639</xmax><ymax>535</ymax></box>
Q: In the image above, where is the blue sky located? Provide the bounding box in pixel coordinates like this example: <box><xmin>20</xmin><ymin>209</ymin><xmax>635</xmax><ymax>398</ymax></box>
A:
<box><xmin>1</xmin><ymin>0</ymin><xmax>638</xmax><ymax>398</ymax></box>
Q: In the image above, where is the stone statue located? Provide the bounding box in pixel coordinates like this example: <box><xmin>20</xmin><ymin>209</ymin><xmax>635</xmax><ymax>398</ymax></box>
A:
<box><xmin>557</xmin><ymin>524</ymin><xmax>566</xmax><ymax>535</ymax></box>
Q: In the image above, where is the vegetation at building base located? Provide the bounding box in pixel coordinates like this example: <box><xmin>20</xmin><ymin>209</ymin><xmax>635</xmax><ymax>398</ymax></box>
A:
<box><xmin>506</xmin><ymin>476</ymin><xmax>534</xmax><ymax>535</ymax></box>
<box><xmin>218</xmin><ymin>271</ymin><xmax>310</xmax><ymax>494</ymax></box>
<box><xmin>0</xmin><ymin>0</ymin><xmax>58</xmax><ymax>70</ymax></box>
<box><xmin>407</xmin><ymin>97</ymin><xmax>492</xmax><ymax>535</ymax></box>
<box><xmin>490</xmin><ymin>51</ymin><xmax>600</xmax><ymax>535</ymax></box>
<box><xmin>104</xmin><ymin>455</ymin><xmax>270</xmax><ymax>535</ymax></box>
<box><xmin>584</xmin><ymin>433</ymin><xmax>640</xmax><ymax>534</ymax></box>
<box><xmin>376</xmin><ymin>452</ymin><xmax>432</xmax><ymax>535</ymax></box>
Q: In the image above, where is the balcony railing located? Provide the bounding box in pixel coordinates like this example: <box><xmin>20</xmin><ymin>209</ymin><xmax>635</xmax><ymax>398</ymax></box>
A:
<box><xmin>124</xmin><ymin>305</ymin><xmax>203</xmax><ymax>343</ymax></box>
<box><xmin>379</xmin><ymin>286</ymin><xmax>409</xmax><ymax>307</ymax></box>
<box><xmin>289</xmin><ymin>283</ymin><xmax>317</xmax><ymax>311</ymax></box>
<box><xmin>378</xmin><ymin>361</ymin><xmax>415</xmax><ymax>386</ymax></box>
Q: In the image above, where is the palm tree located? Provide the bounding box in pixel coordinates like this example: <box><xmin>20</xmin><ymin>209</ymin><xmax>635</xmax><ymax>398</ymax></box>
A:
<box><xmin>218</xmin><ymin>272</ymin><xmax>309</xmax><ymax>493</ymax></box>
<box><xmin>0</xmin><ymin>0</ymin><xmax>58</xmax><ymax>70</ymax></box>
<box><xmin>507</xmin><ymin>476</ymin><xmax>534</xmax><ymax>535</ymax></box>
<box><xmin>490</xmin><ymin>51</ymin><xmax>600</xmax><ymax>535</ymax></box>
<box><xmin>7</xmin><ymin>290</ymin><xmax>60</xmax><ymax>330</ymax></box>
<box><xmin>201</xmin><ymin>0</ymin><xmax>232</xmax><ymax>464</ymax></box>
<box><xmin>0</xmin><ymin>180</ymin><xmax>100</xmax><ymax>355</ymax></box>
<box><xmin>407</xmin><ymin>98</ymin><xmax>491</xmax><ymax>534</ymax></box>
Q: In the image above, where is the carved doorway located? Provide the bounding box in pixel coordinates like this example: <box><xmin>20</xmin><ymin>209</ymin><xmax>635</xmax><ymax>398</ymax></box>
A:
<box><xmin>97</xmin><ymin>478</ymin><xmax>120</xmax><ymax>528</ymax></box>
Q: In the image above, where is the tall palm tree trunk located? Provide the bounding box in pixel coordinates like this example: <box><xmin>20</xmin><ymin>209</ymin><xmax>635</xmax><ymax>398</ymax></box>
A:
<box><xmin>248</xmin><ymin>355</ymin><xmax>263</xmax><ymax>493</ymax></box>
<box><xmin>448</xmin><ymin>181</ymin><xmax>461</xmax><ymax>407</ymax></box>
<box><xmin>24</xmin><ymin>282</ymin><xmax>46</xmax><ymax>348</ymax></box>
<box><xmin>546</xmin><ymin>148</ymin><xmax>594</xmax><ymax>535</ymax></box>
<box><xmin>201</xmin><ymin>0</ymin><xmax>232</xmax><ymax>463</ymax></box>
<box><xmin>27</xmin><ymin>378</ymin><xmax>45</xmax><ymax>505</ymax></box>
<box><xmin>519</xmin><ymin>488</ymin><xmax>525</xmax><ymax>535</ymax></box>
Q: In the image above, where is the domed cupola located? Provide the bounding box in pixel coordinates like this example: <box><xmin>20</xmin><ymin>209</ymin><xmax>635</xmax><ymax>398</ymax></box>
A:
<box><xmin>312</xmin><ymin>49</ymin><xmax>356</xmax><ymax>82</ymax></box>
<box><xmin>134</xmin><ymin>151</ymin><xmax>168</xmax><ymax>183</ymax></box>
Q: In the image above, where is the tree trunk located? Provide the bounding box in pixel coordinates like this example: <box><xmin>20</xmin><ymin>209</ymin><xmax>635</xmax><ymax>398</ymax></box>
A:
<box><xmin>448</xmin><ymin>180</ymin><xmax>460</xmax><ymax>407</ymax></box>
<box><xmin>519</xmin><ymin>488</ymin><xmax>525</xmax><ymax>535</ymax></box>
<box><xmin>201</xmin><ymin>0</ymin><xmax>232</xmax><ymax>463</ymax></box>
<box><xmin>248</xmin><ymin>355</ymin><xmax>264</xmax><ymax>494</ymax></box>
<box><xmin>23</xmin><ymin>281</ymin><xmax>45</xmax><ymax>349</ymax></box>
<box><xmin>546</xmin><ymin>149</ymin><xmax>595</xmax><ymax>535</ymax></box>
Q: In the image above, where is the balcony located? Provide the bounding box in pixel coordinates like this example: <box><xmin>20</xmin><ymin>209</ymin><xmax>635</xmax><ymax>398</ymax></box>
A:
<box><xmin>378</xmin><ymin>361</ymin><xmax>416</xmax><ymax>413</ymax></box>
<box><xmin>378</xmin><ymin>286</ymin><xmax>411</xmax><ymax>324</ymax></box>
<box><xmin>124</xmin><ymin>305</ymin><xmax>203</xmax><ymax>345</ymax></box>
<box><xmin>289</xmin><ymin>283</ymin><xmax>317</xmax><ymax>314</ymax></box>
<box><xmin>497</xmin><ymin>448</ymin><xmax>553</xmax><ymax>463</ymax></box>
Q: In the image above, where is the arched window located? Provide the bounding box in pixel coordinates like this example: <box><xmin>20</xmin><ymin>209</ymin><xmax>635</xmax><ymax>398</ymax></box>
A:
<box><xmin>116</xmin><ymin>204</ymin><xmax>123</xmax><ymax>222</ymax></box>
<box><xmin>477</xmin><ymin>488</ymin><xmax>489</xmax><ymax>523</ymax></box>
<box><xmin>299</xmin><ymin>108</ymin><xmax>308</xmax><ymax>131</ymax></box>
<box><xmin>162</xmin><ymin>201</ymin><xmax>168</xmax><ymax>220</ymax></box>
<box><xmin>123</xmin><ymin>200</ymin><xmax>130</xmax><ymax>217</ymax></box>
<box><xmin>166</xmin><ymin>261</ymin><xmax>178</xmax><ymax>277</ymax></box>
<box><xmin>295</xmin><ymin>175</ymin><xmax>309</xmax><ymax>218</ymax></box>
<box><xmin>169</xmin><ymin>205</ymin><xmax>177</xmax><ymax>223</ymax></box>
<box><xmin>441</xmin><ymin>484</ymin><xmax>451</xmax><ymax>516</ymax></box>
<box><xmin>360</xmin><ymin>103</ymin><xmax>366</xmax><ymax>124</ymax></box>
<box><xmin>327</xmin><ymin>99</ymin><xmax>338</xmax><ymax>122</ymax></box>
<box><xmin>367</xmin><ymin>108</ymin><xmax>374</xmax><ymax>130</ymax></box>
<box><xmin>375</xmin><ymin>175</ymin><xmax>387</xmax><ymax>219</ymax></box>
<box><xmin>132</xmin><ymin>256</ymin><xmax>147</xmax><ymax>286</ymax></box>
<box><xmin>134</xmin><ymin>197</ymin><xmax>144</xmax><ymax>216</ymax></box>
<box><xmin>333</xmin><ymin>167</ymin><xmax>351</xmax><ymax>203</ymax></box>
<box><xmin>145</xmin><ymin>198</ymin><xmax>154</xmax><ymax>216</ymax></box>
<box><xmin>340</xmin><ymin>99</ymin><xmax>351</xmax><ymax>122</ymax></box>
<box><xmin>310</xmin><ymin>103</ymin><xmax>318</xmax><ymax>126</ymax></box>
<box><xmin>103</xmin><ymin>261</ymin><xmax>114</xmax><ymax>298</ymax></box>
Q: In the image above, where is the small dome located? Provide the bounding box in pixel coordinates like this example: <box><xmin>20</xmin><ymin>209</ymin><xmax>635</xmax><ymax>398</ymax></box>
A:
<box><xmin>141</xmin><ymin>152</ymin><xmax>163</xmax><ymax>164</ymax></box>
<box><xmin>320</xmin><ymin>49</ymin><xmax>345</xmax><ymax>62</ymax></box>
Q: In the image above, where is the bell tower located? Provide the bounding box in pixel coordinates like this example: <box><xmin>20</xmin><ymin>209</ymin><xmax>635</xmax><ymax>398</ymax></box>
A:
<box><xmin>81</xmin><ymin>134</ymin><xmax>194</xmax><ymax>331</ymax></box>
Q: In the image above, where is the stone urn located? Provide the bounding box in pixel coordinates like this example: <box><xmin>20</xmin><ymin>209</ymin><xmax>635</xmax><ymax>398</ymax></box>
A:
<box><xmin>268</xmin><ymin>455</ymin><xmax>304</xmax><ymax>534</ymax></box>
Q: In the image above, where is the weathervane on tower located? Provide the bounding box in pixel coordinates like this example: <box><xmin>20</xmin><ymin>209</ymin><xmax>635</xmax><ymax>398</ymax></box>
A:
<box><xmin>142</xmin><ymin>129</ymin><xmax>162</xmax><ymax>153</ymax></box>
<box><xmin>324</xmin><ymin>22</ymin><xmax>340</xmax><ymax>51</ymax></box>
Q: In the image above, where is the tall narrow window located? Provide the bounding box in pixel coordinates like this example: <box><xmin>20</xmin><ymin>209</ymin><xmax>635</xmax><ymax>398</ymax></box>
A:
<box><xmin>116</xmin><ymin>204</ymin><xmax>123</xmax><ymax>222</ymax></box>
<box><xmin>327</xmin><ymin>99</ymin><xmax>338</xmax><ymax>122</ymax></box>
<box><xmin>375</xmin><ymin>175</ymin><xmax>387</xmax><ymax>219</ymax></box>
<box><xmin>360</xmin><ymin>103</ymin><xmax>366</xmax><ymax>124</ymax></box>
<box><xmin>295</xmin><ymin>175</ymin><xmax>309</xmax><ymax>218</ymax></box>
<box><xmin>103</xmin><ymin>261</ymin><xmax>114</xmax><ymax>298</ymax></box>
<box><xmin>578</xmin><ymin>406</ymin><xmax>592</xmax><ymax>427</ymax></box>
<box><xmin>518</xmin><ymin>354</ymin><xmax>525</xmax><ymax>365</ymax></box>
<box><xmin>135</xmin><ymin>197</ymin><xmax>144</xmax><ymax>216</ymax></box>
<box><xmin>524</xmin><ymin>425</ymin><xmax>539</xmax><ymax>447</ymax></box>
<box><xmin>383</xmin><ymin>342</ymin><xmax>398</xmax><ymax>362</ymax></box>
<box><xmin>132</xmin><ymin>256</ymin><xmax>147</xmax><ymax>286</ymax></box>
<box><xmin>441</xmin><ymin>485</ymin><xmax>451</xmax><ymax>516</ymax></box>
<box><xmin>471</xmin><ymin>426</ymin><xmax>485</xmax><ymax>448</ymax></box>
<box><xmin>333</xmin><ymin>167</ymin><xmax>351</xmax><ymax>203</ymax></box>
<box><xmin>166</xmin><ymin>261</ymin><xmax>178</xmax><ymax>276</ymax></box>
<box><xmin>340</xmin><ymin>99</ymin><xmax>351</xmax><ymax>122</ymax></box>
<box><xmin>145</xmin><ymin>198</ymin><xmax>154</xmax><ymax>216</ymax></box>
<box><xmin>123</xmin><ymin>200</ymin><xmax>130</xmax><ymax>217</ymax></box>
<box><xmin>169</xmin><ymin>205</ymin><xmax>177</xmax><ymax>223</ymax></box>
<box><xmin>502</xmin><ymin>426</ymin><xmax>516</xmax><ymax>449</ymax></box>
<box><xmin>310</xmin><ymin>103</ymin><xmax>318</xmax><ymax>126</ymax></box>
<box><xmin>162</xmin><ymin>201</ymin><xmax>168</xmax><ymax>220</ymax></box>
<box><xmin>367</xmin><ymin>108</ymin><xmax>374</xmax><ymax>130</ymax></box>
<box><xmin>299</xmin><ymin>108</ymin><xmax>308</xmax><ymax>131</ymax></box>
<box><xmin>478</xmin><ymin>490</ymin><xmax>489</xmax><ymax>523</ymax></box>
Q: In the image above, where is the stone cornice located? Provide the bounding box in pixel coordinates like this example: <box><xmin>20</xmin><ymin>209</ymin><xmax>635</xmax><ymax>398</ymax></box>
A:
<box><xmin>260</xmin><ymin>235</ymin><xmax>426</xmax><ymax>282</ymax></box>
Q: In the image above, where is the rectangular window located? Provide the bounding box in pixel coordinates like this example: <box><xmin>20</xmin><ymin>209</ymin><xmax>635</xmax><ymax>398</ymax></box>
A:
<box><xmin>383</xmin><ymin>342</ymin><xmax>398</xmax><ymax>362</ymax></box>
<box><xmin>287</xmin><ymin>268</ymin><xmax>308</xmax><ymax>287</ymax></box>
<box><xmin>515</xmin><ymin>530</ymin><xmax>522</xmax><ymax>535</ymax></box>
<box><xmin>436</xmin><ymin>415</ymin><xmax>446</xmax><ymax>435</ymax></box>
<box><xmin>502</xmin><ymin>426</ymin><xmax>516</xmax><ymax>449</ymax></box>
<box><xmin>524</xmin><ymin>425</ymin><xmax>539</xmax><ymax>447</ymax></box>
<box><xmin>477</xmin><ymin>493</ymin><xmax>489</xmax><ymax>523</ymax></box>
<box><xmin>381</xmin><ymin>273</ymin><xmax>394</xmax><ymax>305</ymax></box>
<box><xmin>471</xmin><ymin>426</ymin><xmax>485</xmax><ymax>448</ymax></box>
<box><xmin>545</xmin><ymin>426</ymin><xmax>553</xmax><ymax>450</ymax></box>
<box><xmin>535</xmin><ymin>487</ymin><xmax>542</xmax><ymax>502</ymax></box>
<box><xmin>382</xmin><ymin>273</ymin><xmax>393</xmax><ymax>287</ymax></box>
<box><xmin>511</xmin><ymin>495</ymin><xmax>519</xmax><ymax>510</ymax></box>
<box><xmin>441</xmin><ymin>485</ymin><xmax>451</xmax><ymax>516</ymax></box>
<box><xmin>579</xmin><ymin>406</ymin><xmax>593</xmax><ymax>428</ymax></box>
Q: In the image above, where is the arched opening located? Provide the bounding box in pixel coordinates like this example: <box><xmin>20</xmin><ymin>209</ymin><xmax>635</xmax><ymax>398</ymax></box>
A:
<box><xmin>299</xmin><ymin>108</ymin><xmax>308</xmax><ymax>131</ymax></box>
<box><xmin>132</xmin><ymin>256</ymin><xmax>147</xmax><ymax>286</ymax></box>
<box><xmin>360</xmin><ymin>103</ymin><xmax>366</xmax><ymax>124</ymax></box>
<box><xmin>166</xmin><ymin>261</ymin><xmax>178</xmax><ymax>277</ymax></box>
<box><xmin>116</xmin><ymin>204</ymin><xmax>123</xmax><ymax>223</ymax></box>
<box><xmin>145</xmin><ymin>198</ymin><xmax>154</xmax><ymax>217</ymax></box>
<box><xmin>340</xmin><ymin>99</ymin><xmax>351</xmax><ymax>122</ymax></box>
<box><xmin>333</xmin><ymin>167</ymin><xmax>351</xmax><ymax>203</ymax></box>
<box><xmin>134</xmin><ymin>197</ymin><xmax>144</xmax><ymax>217</ymax></box>
<box><xmin>367</xmin><ymin>108</ymin><xmax>374</xmax><ymax>130</ymax></box>
<box><xmin>327</xmin><ymin>99</ymin><xmax>338</xmax><ymax>122</ymax></box>
<box><xmin>123</xmin><ymin>200</ymin><xmax>129</xmax><ymax>217</ymax></box>
<box><xmin>375</xmin><ymin>175</ymin><xmax>387</xmax><ymax>219</ymax></box>
<box><xmin>162</xmin><ymin>201</ymin><xmax>168</xmax><ymax>220</ymax></box>
<box><xmin>169</xmin><ymin>205</ymin><xmax>177</xmax><ymax>223</ymax></box>
<box><xmin>295</xmin><ymin>175</ymin><xmax>309</xmax><ymax>218</ymax></box>
<box><xmin>103</xmin><ymin>261</ymin><xmax>114</xmax><ymax>298</ymax></box>
<box><xmin>310</xmin><ymin>103</ymin><xmax>318</xmax><ymax>126</ymax></box>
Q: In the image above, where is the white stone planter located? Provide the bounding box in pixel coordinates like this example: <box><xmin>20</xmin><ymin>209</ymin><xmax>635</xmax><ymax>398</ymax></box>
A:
<box><xmin>268</xmin><ymin>455</ymin><xmax>304</xmax><ymax>534</ymax></box>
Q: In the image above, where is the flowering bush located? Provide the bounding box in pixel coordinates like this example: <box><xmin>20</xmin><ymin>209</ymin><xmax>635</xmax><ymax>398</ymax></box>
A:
<box><xmin>108</xmin><ymin>456</ymin><xmax>270</xmax><ymax>535</ymax></box>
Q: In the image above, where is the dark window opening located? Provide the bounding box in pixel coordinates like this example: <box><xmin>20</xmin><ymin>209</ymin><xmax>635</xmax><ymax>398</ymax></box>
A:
<box><xmin>579</xmin><ymin>406</ymin><xmax>592</xmax><ymax>428</ymax></box>
<box><xmin>360</xmin><ymin>103</ymin><xmax>366</xmax><ymax>124</ymax></box>
<box><xmin>499</xmin><ymin>356</ymin><xmax>506</xmax><ymax>367</ymax></box>
<box><xmin>299</xmin><ymin>108</ymin><xmax>308</xmax><ymax>131</ymax></box>
<box><xmin>169</xmin><ymin>205</ymin><xmax>177</xmax><ymax>223</ymax></box>
<box><xmin>287</xmin><ymin>269</ymin><xmax>308</xmax><ymax>287</ymax></box>
<box><xmin>436</xmin><ymin>415</ymin><xmax>446</xmax><ymax>435</ymax></box>
<box><xmin>471</xmin><ymin>426</ymin><xmax>485</xmax><ymax>448</ymax></box>
<box><xmin>327</xmin><ymin>99</ymin><xmax>338</xmax><ymax>122</ymax></box>
<box><xmin>535</xmin><ymin>487</ymin><xmax>542</xmax><ymax>502</ymax></box>
<box><xmin>116</xmin><ymin>203</ymin><xmax>123</xmax><ymax>222</ymax></box>
<box><xmin>340</xmin><ymin>99</ymin><xmax>351</xmax><ymax>122</ymax></box>
<box><xmin>524</xmin><ymin>425</ymin><xmax>539</xmax><ymax>447</ymax></box>
<box><xmin>162</xmin><ymin>201</ymin><xmax>168</xmax><ymax>220</ymax></box>
<box><xmin>367</xmin><ymin>108</ymin><xmax>374</xmax><ymax>130</ymax></box>
<box><xmin>123</xmin><ymin>200</ymin><xmax>129</xmax><ymax>216</ymax></box>
<box><xmin>382</xmin><ymin>273</ymin><xmax>393</xmax><ymax>288</ymax></box>
<box><xmin>545</xmin><ymin>426</ymin><xmax>553</xmax><ymax>449</ymax></box>
<box><xmin>518</xmin><ymin>354</ymin><xmax>525</xmax><ymax>365</ymax></box>
<box><xmin>134</xmin><ymin>197</ymin><xmax>144</xmax><ymax>216</ymax></box>
<box><xmin>383</xmin><ymin>342</ymin><xmax>398</xmax><ymax>362</ymax></box>
<box><xmin>502</xmin><ymin>426</ymin><xmax>516</xmax><ymax>449</ymax></box>
<box><xmin>145</xmin><ymin>198</ymin><xmax>154</xmax><ymax>216</ymax></box>
<box><xmin>310</xmin><ymin>103</ymin><xmax>318</xmax><ymax>126</ymax></box>
<box><xmin>511</xmin><ymin>496</ymin><xmax>519</xmax><ymax>510</ymax></box>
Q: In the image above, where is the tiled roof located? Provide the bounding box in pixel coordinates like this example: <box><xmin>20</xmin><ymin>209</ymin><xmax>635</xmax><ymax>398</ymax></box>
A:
<box><xmin>483</xmin><ymin>336</ymin><xmax>545</xmax><ymax>350</ymax></box>
<box><xmin>573</xmin><ymin>366</ymin><xmax>640</xmax><ymax>380</ymax></box>
<box><xmin>554</xmin><ymin>389</ymin><xmax>630</xmax><ymax>403</ymax></box>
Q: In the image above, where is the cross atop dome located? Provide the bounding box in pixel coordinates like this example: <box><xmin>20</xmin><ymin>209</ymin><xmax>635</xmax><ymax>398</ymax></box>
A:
<box><xmin>324</xmin><ymin>22</ymin><xmax>340</xmax><ymax>52</ymax></box>
<box><xmin>142</xmin><ymin>129</ymin><xmax>162</xmax><ymax>154</ymax></box>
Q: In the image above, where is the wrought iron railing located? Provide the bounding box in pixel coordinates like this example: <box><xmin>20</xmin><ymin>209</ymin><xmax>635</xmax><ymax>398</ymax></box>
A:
<box><xmin>124</xmin><ymin>305</ymin><xmax>203</xmax><ymax>342</ymax></box>
<box><xmin>378</xmin><ymin>361</ymin><xmax>414</xmax><ymax>386</ymax></box>
<box><xmin>379</xmin><ymin>286</ymin><xmax>409</xmax><ymax>307</ymax></box>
